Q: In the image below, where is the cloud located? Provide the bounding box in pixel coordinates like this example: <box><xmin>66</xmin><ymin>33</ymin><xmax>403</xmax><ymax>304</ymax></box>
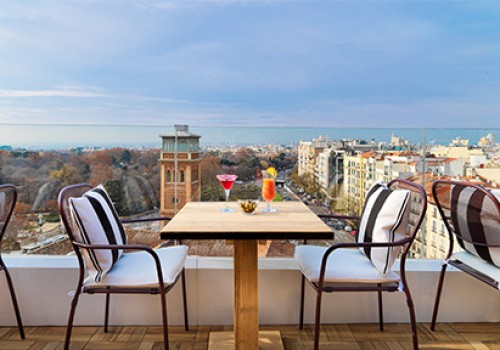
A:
<box><xmin>0</xmin><ymin>86</ymin><xmax>108</xmax><ymax>98</ymax></box>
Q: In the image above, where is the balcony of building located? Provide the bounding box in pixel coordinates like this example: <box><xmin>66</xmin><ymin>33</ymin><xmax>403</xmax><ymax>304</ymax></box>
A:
<box><xmin>1</xmin><ymin>125</ymin><xmax>499</xmax><ymax>349</ymax></box>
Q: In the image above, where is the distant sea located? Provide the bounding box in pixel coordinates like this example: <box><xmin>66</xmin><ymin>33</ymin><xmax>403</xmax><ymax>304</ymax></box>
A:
<box><xmin>0</xmin><ymin>124</ymin><xmax>497</xmax><ymax>150</ymax></box>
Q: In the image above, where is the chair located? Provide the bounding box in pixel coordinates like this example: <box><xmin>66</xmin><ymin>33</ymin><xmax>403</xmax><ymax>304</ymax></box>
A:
<box><xmin>430</xmin><ymin>180</ymin><xmax>500</xmax><ymax>331</ymax></box>
<box><xmin>0</xmin><ymin>184</ymin><xmax>25</xmax><ymax>339</ymax></box>
<box><xmin>295</xmin><ymin>179</ymin><xmax>427</xmax><ymax>350</ymax></box>
<box><xmin>58</xmin><ymin>183</ymin><xmax>188</xmax><ymax>350</ymax></box>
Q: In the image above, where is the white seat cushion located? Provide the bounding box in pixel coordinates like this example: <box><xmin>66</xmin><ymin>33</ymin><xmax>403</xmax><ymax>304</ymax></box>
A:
<box><xmin>450</xmin><ymin>251</ymin><xmax>500</xmax><ymax>290</ymax></box>
<box><xmin>295</xmin><ymin>245</ymin><xmax>400</xmax><ymax>284</ymax></box>
<box><xmin>84</xmin><ymin>245</ymin><xmax>188</xmax><ymax>288</ymax></box>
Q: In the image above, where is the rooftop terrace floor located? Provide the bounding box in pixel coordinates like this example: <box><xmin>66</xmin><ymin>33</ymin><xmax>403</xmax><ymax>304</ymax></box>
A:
<box><xmin>0</xmin><ymin>323</ymin><xmax>498</xmax><ymax>349</ymax></box>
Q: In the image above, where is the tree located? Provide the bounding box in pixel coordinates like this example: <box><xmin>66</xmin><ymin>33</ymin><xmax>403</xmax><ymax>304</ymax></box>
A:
<box><xmin>200</xmin><ymin>156</ymin><xmax>223</xmax><ymax>201</ymax></box>
<box><xmin>89</xmin><ymin>163</ymin><xmax>113</xmax><ymax>186</ymax></box>
<box><xmin>201</xmin><ymin>156</ymin><xmax>222</xmax><ymax>188</ymax></box>
<box><xmin>105</xmin><ymin>179</ymin><xmax>129</xmax><ymax>215</ymax></box>
<box><xmin>15</xmin><ymin>201</ymin><xmax>32</xmax><ymax>215</ymax></box>
<box><xmin>49</xmin><ymin>165</ymin><xmax>83</xmax><ymax>186</ymax></box>
<box><xmin>121</xmin><ymin>149</ymin><xmax>132</xmax><ymax>164</ymax></box>
<box><xmin>86</xmin><ymin>151</ymin><xmax>113</xmax><ymax>167</ymax></box>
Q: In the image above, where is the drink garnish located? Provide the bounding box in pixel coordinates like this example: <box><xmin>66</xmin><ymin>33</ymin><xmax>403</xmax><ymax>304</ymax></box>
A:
<box><xmin>267</xmin><ymin>167</ymin><xmax>277</xmax><ymax>178</ymax></box>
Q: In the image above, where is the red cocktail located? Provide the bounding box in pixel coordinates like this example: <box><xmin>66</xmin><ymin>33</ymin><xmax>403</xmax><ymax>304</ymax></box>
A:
<box><xmin>216</xmin><ymin>174</ymin><xmax>238</xmax><ymax>212</ymax></box>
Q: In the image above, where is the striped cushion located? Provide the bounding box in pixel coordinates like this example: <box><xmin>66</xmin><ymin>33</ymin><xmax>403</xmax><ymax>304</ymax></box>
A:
<box><xmin>69</xmin><ymin>185</ymin><xmax>127</xmax><ymax>282</ymax></box>
<box><xmin>451</xmin><ymin>185</ymin><xmax>500</xmax><ymax>267</ymax></box>
<box><xmin>357</xmin><ymin>181</ymin><xmax>411</xmax><ymax>275</ymax></box>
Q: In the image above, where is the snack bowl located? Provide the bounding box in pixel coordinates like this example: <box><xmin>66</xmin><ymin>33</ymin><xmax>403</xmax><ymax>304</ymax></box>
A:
<box><xmin>238</xmin><ymin>199</ymin><xmax>259</xmax><ymax>215</ymax></box>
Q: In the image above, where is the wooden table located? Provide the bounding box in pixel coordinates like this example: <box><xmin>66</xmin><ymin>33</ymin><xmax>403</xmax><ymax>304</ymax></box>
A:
<box><xmin>160</xmin><ymin>201</ymin><xmax>333</xmax><ymax>350</ymax></box>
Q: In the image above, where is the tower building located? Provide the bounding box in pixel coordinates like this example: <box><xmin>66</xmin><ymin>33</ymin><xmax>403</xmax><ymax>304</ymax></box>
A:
<box><xmin>159</xmin><ymin>125</ymin><xmax>201</xmax><ymax>216</ymax></box>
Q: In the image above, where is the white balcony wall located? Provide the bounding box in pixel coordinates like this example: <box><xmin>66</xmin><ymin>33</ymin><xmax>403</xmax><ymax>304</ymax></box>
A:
<box><xmin>0</xmin><ymin>256</ymin><xmax>499</xmax><ymax>327</ymax></box>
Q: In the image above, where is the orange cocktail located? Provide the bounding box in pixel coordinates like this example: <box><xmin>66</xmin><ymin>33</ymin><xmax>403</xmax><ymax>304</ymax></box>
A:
<box><xmin>261</xmin><ymin>168</ymin><xmax>277</xmax><ymax>212</ymax></box>
<box><xmin>262</xmin><ymin>178</ymin><xmax>276</xmax><ymax>202</ymax></box>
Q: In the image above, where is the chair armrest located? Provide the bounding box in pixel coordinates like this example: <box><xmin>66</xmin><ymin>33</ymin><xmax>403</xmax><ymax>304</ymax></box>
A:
<box><xmin>72</xmin><ymin>241</ymin><xmax>167</xmax><ymax>287</ymax></box>
<box><xmin>316</xmin><ymin>239</ymin><xmax>412</xmax><ymax>288</ymax></box>
<box><xmin>73</xmin><ymin>241</ymin><xmax>155</xmax><ymax>252</ymax></box>
<box><xmin>317</xmin><ymin>214</ymin><xmax>361</xmax><ymax>221</ymax></box>
<box><xmin>322</xmin><ymin>239</ymin><xmax>411</xmax><ymax>261</ymax></box>
<box><xmin>121</xmin><ymin>216</ymin><xmax>172</xmax><ymax>224</ymax></box>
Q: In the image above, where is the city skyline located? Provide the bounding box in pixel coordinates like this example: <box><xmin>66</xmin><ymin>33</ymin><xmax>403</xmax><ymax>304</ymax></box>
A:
<box><xmin>0</xmin><ymin>124</ymin><xmax>497</xmax><ymax>149</ymax></box>
<box><xmin>0</xmin><ymin>1</ymin><xmax>499</xmax><ymax>128</ymax></box>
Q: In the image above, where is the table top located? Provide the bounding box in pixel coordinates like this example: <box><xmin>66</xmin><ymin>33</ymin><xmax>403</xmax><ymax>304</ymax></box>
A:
<box><xmin>160</xmin><ymin>201</ymin><xmax>333</xmax><ymax>240</ymax></box>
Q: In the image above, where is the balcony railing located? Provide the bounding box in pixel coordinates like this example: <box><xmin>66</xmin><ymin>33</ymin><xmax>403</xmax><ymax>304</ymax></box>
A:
<box><xmin>1</xmin><ymin>255</ymin><xmax>499</xmax><ymax>328</ymax></box>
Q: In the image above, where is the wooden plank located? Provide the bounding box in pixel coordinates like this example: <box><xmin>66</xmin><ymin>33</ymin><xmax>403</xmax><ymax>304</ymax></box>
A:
<box><xmin>0</xmin><ymin>324</ymin><xmax>497</xmax><ymax>349</ymax></box>
<box><xmin>234</xmin><ymin>240</ymin><xmax>259</xmax><ymax>350</ymax></box>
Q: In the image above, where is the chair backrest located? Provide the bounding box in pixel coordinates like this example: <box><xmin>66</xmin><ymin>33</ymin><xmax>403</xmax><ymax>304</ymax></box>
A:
<box><xmin>0</xmin><ymin>184</ymin><xmax>17</xmax><ymax>246</ymax></box>
<box><xmin>59</xmin><ymin>183</ymin><xmax>128</xmax><ymax>282</ymax></box>
<box><xmin>432</xmin><ymin>180</ymin><xmax>500</xmax><ymax>267</ymax></box>
<box><xmin>356</xmin><ymin>179</ymin><xmax>427</xmax><ymax>275</ymax></box>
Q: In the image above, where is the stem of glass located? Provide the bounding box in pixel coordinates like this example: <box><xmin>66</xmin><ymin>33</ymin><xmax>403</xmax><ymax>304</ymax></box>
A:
<box><xmin>225</xmin><ymin>189</ymin><xmax>230</xmax><ymax>210</ymax></box>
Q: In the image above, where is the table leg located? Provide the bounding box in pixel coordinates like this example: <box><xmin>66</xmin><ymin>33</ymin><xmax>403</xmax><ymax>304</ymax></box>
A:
<box><xmin>234</xmin><ymin>240</ymin><xmax>259</xmax><ymax>350</ymax></box>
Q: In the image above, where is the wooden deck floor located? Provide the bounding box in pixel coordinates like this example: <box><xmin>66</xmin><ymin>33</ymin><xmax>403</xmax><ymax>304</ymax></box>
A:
<box><xmin>0</xmin><ymin>323</ymin><xmax>498</xmax><ymax>349</ymax></box>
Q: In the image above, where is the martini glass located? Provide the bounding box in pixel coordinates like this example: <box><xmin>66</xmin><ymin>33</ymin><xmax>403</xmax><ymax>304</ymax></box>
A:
<box><xmin>216</xmin><ymin>174</ymin><xmax>238</xmax><ymax>212</ymax></box>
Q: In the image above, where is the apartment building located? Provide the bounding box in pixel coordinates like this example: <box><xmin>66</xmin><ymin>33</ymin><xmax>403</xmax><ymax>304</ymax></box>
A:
<box><xmin>297</xmin><ymin>135</ymin><xmax>328</xmax><ymax>178</ymax></box>
<box><xmin>315</xmin><ymin>147</ymin><xmax>345</xmax><ymax>199</ymax></box>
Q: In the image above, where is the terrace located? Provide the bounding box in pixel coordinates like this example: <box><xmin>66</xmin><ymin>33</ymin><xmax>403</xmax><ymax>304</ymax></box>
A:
<box><xmin>1</xmin><ymin>125</ymin><xmax>499</xmax><ymax>349</ymax></box>
<box><xmin>0</xmin><ymin>323</ymin><xmax>498</xmax><ymax>349</ymax></box>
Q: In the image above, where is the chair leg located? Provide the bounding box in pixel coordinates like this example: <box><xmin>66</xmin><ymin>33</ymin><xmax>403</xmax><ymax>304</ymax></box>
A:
<box><xmin>431</xmin><ymin>263</ymin><xmax>448</xmax><ymax>331</ymax></box>
<box><xmin>104</xmin><ymin>292</ymin><xmax>111</xmax><ymax>333</ymax></box>
<box><xmin>3</xmin><ymin>267</ymin><xmax>25</xmax><ymax>339</ymax></box>
<box><xmin>313</xmin><ymin>288</ymin><xmax>323</xmax><ymax>350</ymax></box>
<box><xmin>160</xmin><ymin>291</ymin><xmax>169</xmax><ymax>350</ymax></box>
<box><xmin>299</xmin><ymin>275</ymin><xmax>306</xmax><ymax>330</ymax></box>
<box><xmin>181</xmin><ymin>269</ymin><xmax>189</xmax><ymax>331</ymax></box>
<box><xmin>377</xmin><ymin>284</ymin><xmax>384</xmax><ymax>331</ymax></box>
<box><xmin>64</xmin><ymin>289</ymin><xmax>82</xmax><ymax>350</ymax></box>
<box><xmin>403</xmin><ymin>286</ymin><xmax>419</xmax><ymax>350</ymax></box>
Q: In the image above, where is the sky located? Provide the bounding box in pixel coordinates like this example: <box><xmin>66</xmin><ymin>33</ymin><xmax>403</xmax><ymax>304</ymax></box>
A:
<box><xmin>0</xmin><ymin>0</ymin><xmax>499</xmax><ymax>129</ymax></box>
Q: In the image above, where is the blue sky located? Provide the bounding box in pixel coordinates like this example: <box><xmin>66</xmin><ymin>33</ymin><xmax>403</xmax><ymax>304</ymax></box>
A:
<box><xmin>0</xmin><ymin>0</ymin><xmax>499</xmax><ymax>128</ymax></box>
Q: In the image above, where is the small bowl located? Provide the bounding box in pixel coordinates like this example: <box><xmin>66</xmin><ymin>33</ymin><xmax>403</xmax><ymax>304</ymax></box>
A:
<box><xmin>238</xmin><ymin>199</ymin><xmax>259</xmax><ymax>215</ymax></box>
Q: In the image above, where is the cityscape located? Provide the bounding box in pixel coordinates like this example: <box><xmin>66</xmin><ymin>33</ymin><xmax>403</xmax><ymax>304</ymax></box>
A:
<box><xmin>1</xmin><ymin>1</ymin><xmax>499</xmax><ymax>348</ymax></box>
<box><xmin>1</xmin><ymin>126</ymin><xmax>498</xmax><ymax>260</ymax></box>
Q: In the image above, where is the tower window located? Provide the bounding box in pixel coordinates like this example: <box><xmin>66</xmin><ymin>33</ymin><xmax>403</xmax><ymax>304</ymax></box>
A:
<box><xmin>180</xmin><ymin>170</ymin><xmax>185</xmax><ymax>183</ymax></box>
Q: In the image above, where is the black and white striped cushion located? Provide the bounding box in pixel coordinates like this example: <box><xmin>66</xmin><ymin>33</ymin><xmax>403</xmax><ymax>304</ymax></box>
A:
<box><xmin>451</xmin><ymin>185</ymin><xmax>500</xmax><ymax>267</ymax></box>
<box><xmin>357</xmin><ymin>181</ymin><xmax>411</xmax><ymax>275</ymax></box>
<box><xmin>69</xmin><ymin>185</ymin><xmax>127</xmax><ymax>282</ymax></box>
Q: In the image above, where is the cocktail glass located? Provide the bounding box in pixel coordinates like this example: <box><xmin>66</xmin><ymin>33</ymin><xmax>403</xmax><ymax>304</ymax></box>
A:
<box><xmin>261</xmin><ymin>170</ymin><xmax>277</xmax><ymax>213</ymax></box>
<box><xmin>216</xmin><ymin>174</ymin><xmax>238</xmax><ymax>212</ymax></box>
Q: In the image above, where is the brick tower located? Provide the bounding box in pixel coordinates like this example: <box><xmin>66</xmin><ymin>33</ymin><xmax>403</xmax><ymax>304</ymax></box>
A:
<box><xmin>159</xmin><ymin>125</ymin><xmax>201</xmax><ymax>216</ymax></box>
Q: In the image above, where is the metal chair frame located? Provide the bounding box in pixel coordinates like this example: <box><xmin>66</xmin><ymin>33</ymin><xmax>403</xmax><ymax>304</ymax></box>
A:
<box><xmin>58</xmin><ymin>183</ymin><xmax>188</xmax><ymax>350</ymax></box>
<box><xmin>430</xmin><ymin>180</ymin><xmax>500</xmax><ymax>331</ymax></box>
<box><xmin>0</xmin><ymin>184</ymin><xmax>25</xmax><ymax>339</ymax></box>
<box><xmin>299</xmin><ymin>179</ymin><xmax>427</xmax><ymax>350</ymax></box>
